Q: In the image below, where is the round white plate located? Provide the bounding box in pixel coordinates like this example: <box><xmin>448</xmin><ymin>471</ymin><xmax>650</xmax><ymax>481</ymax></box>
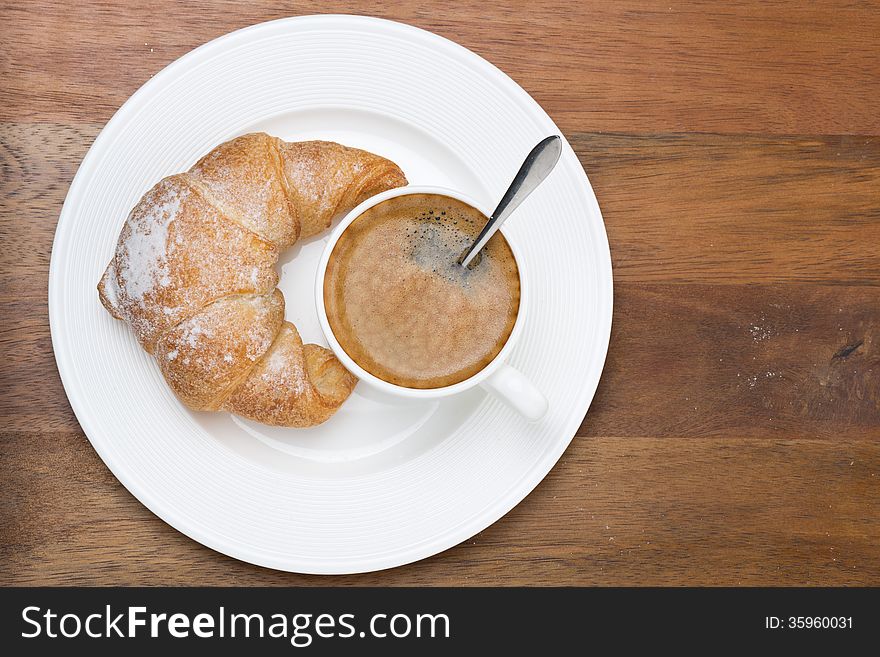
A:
<box><xmin>49</xmin><ymin>15</ymin><xmax>612</xmax><ymax>574</ymax></box>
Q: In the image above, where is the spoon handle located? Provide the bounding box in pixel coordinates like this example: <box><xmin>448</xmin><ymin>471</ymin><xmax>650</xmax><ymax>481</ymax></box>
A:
<box><xmin>459</xmin><ymin>135</ymin><xmax>563</xmax><ymax>268</ymax></box>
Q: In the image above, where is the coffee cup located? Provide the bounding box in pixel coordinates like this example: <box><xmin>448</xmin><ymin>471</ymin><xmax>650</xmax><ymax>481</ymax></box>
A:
<box><xmin>315</xmin><ymin>185</ymin><xmax>547</xmax><ymax>421</ymax></box>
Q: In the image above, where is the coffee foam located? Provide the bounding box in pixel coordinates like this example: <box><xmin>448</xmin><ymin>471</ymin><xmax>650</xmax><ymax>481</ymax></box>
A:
<box><xmin>324</xmin><ymin>194</ymin><xmax>520</xmax><ymax>388</ymax></box>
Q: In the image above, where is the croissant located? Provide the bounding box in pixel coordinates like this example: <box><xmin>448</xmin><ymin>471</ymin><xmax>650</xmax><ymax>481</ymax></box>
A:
<box><xmin>97</xmin><ymin>132</ymin><xmax>407</xmax><ymax>426</ymax></box>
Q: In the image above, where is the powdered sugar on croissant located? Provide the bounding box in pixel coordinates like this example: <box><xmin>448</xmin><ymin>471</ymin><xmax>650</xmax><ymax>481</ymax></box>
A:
<box><xmin>98</xmin><ymin>132</ymin><xmax>407</xmax><ymax>427</ymax></box>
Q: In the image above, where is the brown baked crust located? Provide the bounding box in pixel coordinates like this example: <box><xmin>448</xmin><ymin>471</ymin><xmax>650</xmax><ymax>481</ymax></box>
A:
<box><xmin>97</xmin><ymin>133</ymin><xmax>407</xmax><ymax>426</ymax></box>
<box><xmin>222</xmin><ymin>322</ymin><xmax>358</xmax><ymax>428</ymax></box>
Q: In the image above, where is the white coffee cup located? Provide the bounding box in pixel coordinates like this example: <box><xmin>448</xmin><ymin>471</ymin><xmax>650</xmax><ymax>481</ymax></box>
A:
<box><xmin>315</xmin><ymin>185</ymin><xmax>548</xmax><ymax>421</ymax></box>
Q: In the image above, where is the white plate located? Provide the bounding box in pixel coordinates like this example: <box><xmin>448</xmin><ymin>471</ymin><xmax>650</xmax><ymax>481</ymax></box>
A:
<box><xmin>49</xmin><ymin>15</ymin><xmax>613</xmax><ymax>574</ymax></box>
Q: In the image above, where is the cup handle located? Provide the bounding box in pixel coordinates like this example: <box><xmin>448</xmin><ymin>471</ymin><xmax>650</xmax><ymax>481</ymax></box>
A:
<box><xmin>480</xmin><ymin>363</ymin><xmax>548</xmax><ymax>421</ymax></box>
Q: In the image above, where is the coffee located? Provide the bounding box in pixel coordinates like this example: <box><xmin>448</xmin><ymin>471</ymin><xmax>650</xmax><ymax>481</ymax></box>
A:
<box><xmin>324</xmin><ymin>194</ymin><xmax>520</xmax><ymax>389</ymax></box>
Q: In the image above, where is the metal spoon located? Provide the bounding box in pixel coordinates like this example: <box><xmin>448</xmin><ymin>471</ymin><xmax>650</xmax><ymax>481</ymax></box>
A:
<box><xmin>458</xmin><ymin>135</ymin><xmax>563</xmax><ymax>268</ymax></box>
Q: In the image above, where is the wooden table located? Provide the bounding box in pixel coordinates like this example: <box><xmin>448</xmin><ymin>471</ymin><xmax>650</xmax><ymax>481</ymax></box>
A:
<box><xmin>2</xmin><ymin>0</ymin><xmax>878</xmax><ymax>586</ymax></box>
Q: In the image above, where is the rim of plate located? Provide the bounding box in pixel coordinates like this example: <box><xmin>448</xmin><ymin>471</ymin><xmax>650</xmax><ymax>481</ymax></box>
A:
<box><xmin>48</xmin><ymin>14</ymin><xmax>613</xmax><ymax>574</ymax></box>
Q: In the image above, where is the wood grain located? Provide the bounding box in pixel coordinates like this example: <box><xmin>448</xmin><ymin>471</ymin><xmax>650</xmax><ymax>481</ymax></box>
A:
<box><xmin>4</xmin><ymin>126</ymin><xmax>879</xmax><ymax>304</ymax></box>
<box><xmin>3</xmin><ymin>281</ymin><xmax>878</xmax><ymax>437</ymax></box>
<box><xmin>585</xmin><ymin>283</ymin><xmax>880</xmax><ymax>440</ymax></box>
<box><xmin>576</xmin><ymin>133</ymin><xmax>880</xmax><ymax>284</ymax></box>
<box><xmin>1</xmin><ymin>1</ymin><xmax>879</xmax><ymax>586</ymax></box>
<box><xmin>2</xmin><ymin>431</ymin><xmax>876</xmax><ymax>585</ymax></box>
<box><xmin>2</xmin><ymin>1</ymin><xmax>880</xmax><ymax>134</ymax></box>
<box><xmin>2</xmin><ymin>286</ymin><xmax>877</xmax><ymax>584</ymax></box>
